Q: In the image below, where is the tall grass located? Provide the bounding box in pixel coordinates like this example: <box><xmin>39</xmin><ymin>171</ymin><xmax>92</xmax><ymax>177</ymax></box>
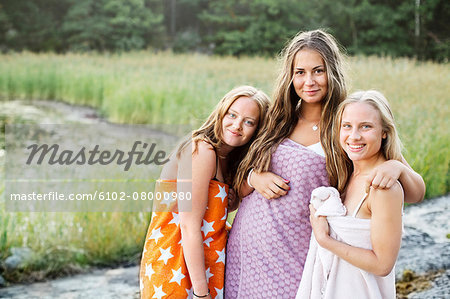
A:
<box><xmin>349</xmin><ymin>56</ymin><xmax>450</xmax><ymax>197</ymax></box>
<box><xmin>1</xmin><ymin>51</ymin><xmax>448</xmax><ymax>197</ymax></box>
<box><xmin>0</xmin><ymin>204</ymin><xmax>149</xmax><ymax>280</ymax></box>
<box><xmin>0</xmin><ymin>52</ymin><xmax>448</xmax><ymax>282</ymax></box>
<box><xmin>0</xmin><ymin>52</ymin><xmax>276</xmax><ymax>125</ymax></box>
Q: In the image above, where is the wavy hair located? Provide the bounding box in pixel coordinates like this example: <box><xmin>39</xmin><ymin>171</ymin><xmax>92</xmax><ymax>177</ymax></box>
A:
<box><xmin>329</xmin><ymin>90</ymin><xmax>403</xmax><ymax>193</ymax></box>
<box><xmin>236</xmin><ymin>29</ymin><xmax>348</xmax><ymax>191</ymax></box>
<box><xmin>177</xmin><ymin>85</ymin><xmax>270</xmax><ymax>207</ymax></box>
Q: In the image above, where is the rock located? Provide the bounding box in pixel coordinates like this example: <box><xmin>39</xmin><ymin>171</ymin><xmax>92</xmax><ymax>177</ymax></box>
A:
<box><xmin>10</xmin><ymin>247</ymin><xmax>33</xmax><ymax>261</ymax></box>
<box><xmin>408</xmin><ymin>269</ymin><xmax>450</xmax><ymax>299</ymax></box>
<box><xmin>401</xmin><ymin>226</ymin><xmax>436</xmax><ymax>248</ymax></box>
<box><xmin>4</xmin><ymin>247</ymin><xmax>35</xmax><ymax>271</ymax></box>
<box><xmin>0</xmin><ymin>266</ymin><xmax>140</xmax><ymax>298</ymax></box>
<box><xmin>394</xmin><ymin>195</ymin><xmax>450</xmax><ymax>298</ymax></box>
<box><xmin>395</xmin><ymin>196</ymin><xmax>450</xmax><ymax>281</ymax></box>
<box><xmin>0</xmin><ymin>275</ymin><xmax>6</xmax><ymax>287</ymax></box>
<box><xmin>395</xmin><ymin>236</ymin><xmax>450</xmax><ymax>280</ymax></box>
<box><xmin>4</xmin><ymin>256</ymin><xmax>22</xmax><ymax>271</ymax></box>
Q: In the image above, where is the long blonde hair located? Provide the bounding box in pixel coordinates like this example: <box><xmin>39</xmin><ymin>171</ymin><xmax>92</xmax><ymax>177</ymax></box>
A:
<box><xmin>236</xmin><ymin>29</ymin><xmax>348</xmax><ymax>190</ymax></box>
<box><xmin>177</xmin><ymin>85</ymin><xmax>270</xmax><ymax>206</ymax></box>
<box><xmin>330</xmin><ymin>90</ymin><xmax>403</xmax><ymax>193</ymax></box>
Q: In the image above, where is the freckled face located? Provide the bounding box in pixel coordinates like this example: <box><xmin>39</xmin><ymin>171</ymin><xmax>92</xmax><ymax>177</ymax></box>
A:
<box><xmin>339</xmin><ymin>102</ymin><xmax>386</xmax><ymax>162</ymax></box>
<box><xmin>221</xmin><ymin>96</ymin><xmax>260</xmax><ymax>148</ymax></box>
<box><xmin>292</xmin><ymin>48</ymin><xmax>328</xmax><ymax>104</ymax></box>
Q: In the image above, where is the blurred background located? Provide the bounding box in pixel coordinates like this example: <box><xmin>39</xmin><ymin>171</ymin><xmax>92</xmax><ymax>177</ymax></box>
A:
<box><xmin>0</xmin><ymin>0</ymin><xmax>449</xmax><ymax>298</ymax></box>
<box><xmin>0</xmin><ymin>0</ymin><xmax>448</xmax><ymax>60</ymax></box>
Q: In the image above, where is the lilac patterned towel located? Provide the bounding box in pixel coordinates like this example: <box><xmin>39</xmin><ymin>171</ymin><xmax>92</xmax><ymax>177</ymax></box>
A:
<box><xmin>225</xmin><ymin>139</ymin><xmax>329</xmax><ymax>299</ymax></box>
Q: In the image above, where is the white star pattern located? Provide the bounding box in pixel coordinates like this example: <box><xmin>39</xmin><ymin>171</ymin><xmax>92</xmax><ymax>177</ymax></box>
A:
<box><xmin>158</xmin><ymin>194</ymin><xmax>175</xmax><ymax>209</ymax></box>
<box><xmin>168</xmin><ymin>212</ymin><xmax>180</xmax><ymax>226</ymax></box>
<box><xmin>185</xmin><ymin>287</ymin><xmax>193</xmax><ymax>297</ymax></box>
<box><xmin>145</xmin><ymin>263</ymin><xmax>155</xmax><ymax>281</ymax></box>
<box><xmin>152</xmin><ymin>285</ymin><xmax>166</xmax><ymax>299</ymax></box>
<box><xmin>169</xmin><ymin>267</ymin><xmax>185</xmax><ymax>286</ymax></box>
<box><xmin>205</xmin><ymin>267</ymin><xmax>214</xmax><ymax>283</ymax></box>
<box><xmin>214</xmin><ymin>287</ymin><xmax>224</xmax><ymax>299</ymax></box>
<box><xmin>215</xmin><ymin>249</ymin><xmax>225</xmax><ymax>264</ymax></box>
<box><xmin>141</xmin><ymin>179</ymin><xmax>229</xmax><ymax>298</ymax></box>
<box><xmin>226</xmin><ymin>221</ymin><xmax>232</xmax><ymax>230</ymax></box>
<box><xmin>201</xmin><ymin>219</ymin><xmax>215</xmax><ymax>237</ymax></box>
<box><xmin>158</xmin><ymin>247</ymin><xmax>174</xmax><ymax>265</ymax></box>
<box><xmin>203</xmin><ymin>237</ymin><xmax>213</xmax><ymax>247</ymax></box>
<box><xmin>149</xmin><ymin>227</ymin><xmax>164</xmax><ymax>244</ymax></box>
<box><xmin>214</xmin><ymin>185</ymin><xmax>227</xmax><ymax>202</ymax></box>
<box><xmin>151</xmin><ymin>212</ymin><xmax>157</xmax><ymax>221</ymax></box>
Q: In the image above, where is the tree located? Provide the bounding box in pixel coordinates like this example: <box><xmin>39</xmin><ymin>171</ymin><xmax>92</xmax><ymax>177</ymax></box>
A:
<box><xmin>419</xmin><ymin>0</ymin><xmax>449</xmax><ymax>61</ymax></box>
<box><xmin>62</xmin><ymin>0</ymin><xmax>165</xmax><ymax>51</ymax></box>
<box><xmin>198</xmin><ymin>0</ymin><xmax>324</xmax><ymax>56</ymax></box>
<box><xmin>0</xmin><ymin>0</ymin><xmax>71</xmax><ymax>52</ymax></box>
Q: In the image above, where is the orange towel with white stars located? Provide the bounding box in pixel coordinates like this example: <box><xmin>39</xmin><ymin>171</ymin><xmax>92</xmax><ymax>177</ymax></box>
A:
<box><xmin>140</xmin><ymin>179</ymin><xmax>228</xmax><ymax>299</ymax></box>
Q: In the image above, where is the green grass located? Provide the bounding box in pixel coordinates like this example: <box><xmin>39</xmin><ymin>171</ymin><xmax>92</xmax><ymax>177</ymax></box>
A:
<box><xmin>1</xmin><ymin>51</ymin><xmax>448</xmax><ymax>197</ymax></box>
<box><xmin>0</xmin><ymin>52</ymin><xmax>276</xmax><ymax>125</ymax></box>
<box><xmin>0</xmin><ymin>206</ymin><xmax>149</xmax><ymax>281</ymax></box>
<box><xmin>0</xmin><ymin>51</ymin><xmax>449</xmax><ymax>283</ymax></box>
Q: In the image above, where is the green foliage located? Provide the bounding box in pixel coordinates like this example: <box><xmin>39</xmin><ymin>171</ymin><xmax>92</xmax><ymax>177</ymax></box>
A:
<box><xmin>172</xmin><ymin>30</ymin><xmax>202</xmax><ymax>53</ymax></box>
<box><xmin>418</xmin><ymin>0</ymin><xmax>450</xmax><ymax>61</ymax></box>
<box><xmin>62</xmin><ymin>0</ymin><xmax>165</xmax><ymax>51</ymax></box>
<box><xmin>0</xmin><ymin>0</ymin><xmax>448</xmax><ymax>61</ymax></box>
<box><xmin>0</xmin><ymin>0</ymin><xmax>71</xmax><ymax>52</ymax></box>
<box><xmin>324</xmin><ymin>0</ymin><xmax>415</xmax><ymax>57</ymax></box>
<box><xmin>198</xmin><ymin>0</ymin><xmax>320</xmax><ymax>56</ymax></box>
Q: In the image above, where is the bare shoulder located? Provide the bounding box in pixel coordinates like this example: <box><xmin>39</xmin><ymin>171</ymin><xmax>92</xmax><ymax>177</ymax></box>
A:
<box><xmin>177</xmin><ymin>140</ymin><xmax>216</xmax><ymax>179</ymax></box>
<box><xmin>193</xmin><ymin>140</ymin><xmax>216</xmax><ymax>159</ymax></box>
<box><xmin>191</xmin><ymin>140</ymin><xmax>217</xmax><ymax>178</ymax></box>
<box><xmin>369</xmin><ymin>182</ymin><xmax>404</xmax><ymax>208</ymax></box>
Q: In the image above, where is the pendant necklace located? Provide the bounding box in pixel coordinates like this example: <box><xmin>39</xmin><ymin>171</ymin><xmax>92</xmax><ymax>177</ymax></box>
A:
<box><xmin>299</xmin><ymin>111</ymin><xmax>319</xmax><ymax>131</ymax></box>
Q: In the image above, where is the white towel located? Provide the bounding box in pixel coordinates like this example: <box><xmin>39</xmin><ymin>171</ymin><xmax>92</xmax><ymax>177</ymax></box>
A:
<box><xmin>296</xmin><ymin>187</ymin><xmax>396</xmax><ymax>299</ymax></box>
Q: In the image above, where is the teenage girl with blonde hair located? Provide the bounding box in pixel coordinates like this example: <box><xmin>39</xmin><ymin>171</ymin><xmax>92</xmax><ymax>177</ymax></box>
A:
<box><xmin>140</xmin><ymin>85</ymin><xmax>270</xmax><ymax>299</ymax></box>
<box><xmin>297</xmin><ymin>90</ymin><xmax>405</xmax><ymax>298</ymax></box>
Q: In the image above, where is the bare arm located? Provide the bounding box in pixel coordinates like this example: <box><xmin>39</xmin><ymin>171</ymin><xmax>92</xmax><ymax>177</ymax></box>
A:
<box><xmin>366</xmin><ymin>156</ymin><xmax>425</xmax><ymax>204</ymax></box>
<box><xmin>177</xmin><ymin>142</ymin><xmax>214</xmax><ymax>298</ymax></box>
<box><xmin>238</xmin><ymin>179</ymin><xmax>254</xmax><ymax>199</ymax></box>
<box><xmin>311</xmin><ymin>185</ymin><xmax>403</xmax><ymax>276</ymax></box>
<box><xmin>246</xmin><ymin>170</ymin><xmax>290</xmax><ymax>199</ymax></box>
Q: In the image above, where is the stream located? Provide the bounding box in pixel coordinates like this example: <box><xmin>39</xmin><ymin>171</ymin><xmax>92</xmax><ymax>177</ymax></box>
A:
<box><xmin>0</xmin><ymin>100</ymin><xmax>448</xmax><ymax>298</ymax></box>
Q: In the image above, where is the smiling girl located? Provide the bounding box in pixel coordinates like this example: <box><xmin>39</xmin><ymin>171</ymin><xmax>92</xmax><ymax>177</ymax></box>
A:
<box><xmin>297</xmin><ymin>90</ymin><xmax>406</xmax><ymax>299</ymax></box>
<box><xmin>139</xmin><ymin>86</ymin><xmax>269</xmax><ymax>299</ymax></box>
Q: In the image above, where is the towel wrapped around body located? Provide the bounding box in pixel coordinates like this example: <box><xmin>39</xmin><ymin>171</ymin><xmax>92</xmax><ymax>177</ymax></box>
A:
<box><xmin>296</xmin><ymin>187</ymin><xmax>396</xmax><ymax>299</ymax></box>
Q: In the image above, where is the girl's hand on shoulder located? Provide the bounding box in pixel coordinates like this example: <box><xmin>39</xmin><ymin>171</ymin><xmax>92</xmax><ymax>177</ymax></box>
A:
<box><xmin>309</xmin><ymin>204</ymin><xmax>330</xmax><ymax>245</ymax></box>
<box><xmin>365</xmin><ymin>160</ymin><xmax>405</xmax><ymax>193</ymax></box>
<box><xmin>250</xmin><ymin>171</ymin><xmax>290</xmax><ymax>199</ymax></box>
